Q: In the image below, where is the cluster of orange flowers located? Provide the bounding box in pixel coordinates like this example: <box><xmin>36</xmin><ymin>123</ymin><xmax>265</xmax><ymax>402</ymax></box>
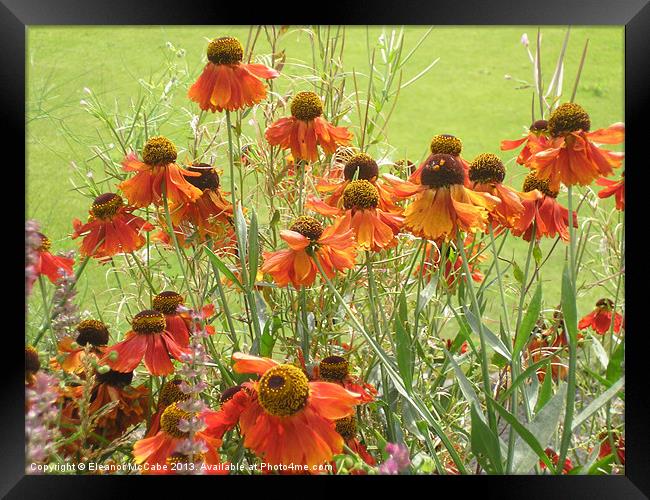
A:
<box><xmin>28</xmin><ymin>33</ymin><xmax>626</xmax><ymax>474</ymax></box>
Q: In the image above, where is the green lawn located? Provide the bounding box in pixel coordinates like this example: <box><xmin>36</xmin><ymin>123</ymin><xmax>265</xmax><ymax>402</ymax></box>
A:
<box><xmin>26</xmin><ymin>26</ymin><xmax>624</xmax><ymax>329</ymax></box>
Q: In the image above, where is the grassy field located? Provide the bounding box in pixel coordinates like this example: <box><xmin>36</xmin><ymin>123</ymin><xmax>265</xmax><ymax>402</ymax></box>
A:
<box><xmin>26</xmin><ymin>26</ymin><xmax>624</xmax><ymax>327</ymax></box>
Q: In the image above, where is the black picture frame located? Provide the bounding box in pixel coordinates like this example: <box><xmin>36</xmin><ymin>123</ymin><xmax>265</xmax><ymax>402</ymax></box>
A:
<box><xmin>7</xmin><ymin>0</ymin><xmax>648</xmax><ymax>497</ymax></box>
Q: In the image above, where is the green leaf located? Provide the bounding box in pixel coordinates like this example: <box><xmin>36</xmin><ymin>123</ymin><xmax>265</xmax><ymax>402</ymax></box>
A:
<box><xmin>416</xmin><ymin>275</ymin><xmax>438</xmax><ymax>315</ymax></box>
<box><xmin>463</xmin><ymin>307</ymin><xmax>511</xmax><ymax>361</ymax></box>
<box><xmin>260</xmin><ymin>316</ymin><xmax>281</xmax><ymax>357</ymax></box>
<box><xmin>395</xmin><ymin>291</ymin><xmax>413</xmax><ymax>390</ymax></box>
<box><xmin>513</xmin><ymin>282</ymin><xmax>543</xmax><ymax>356</ymax></box>
<box><xmin>533</xmin><ymin>244</ymin><xmax>543</xmax><ymax>265</ymax></box>
<box><xmin>444</xmin><ymin>348</ymin><xmax>483</xmax><ymax>417</ymax></box>
<box><xmin>205</xmin><ymin>247</ymin><xmax>244</xmax><ymax>292</ymax></box>
<box><xmin>470</xmin><ymin>404</ymin><xmax>503</xmax><ymax>474</ymax></box>
<box><xmin>571</xmin><ymin>378</ymin><xmax>625</xmax><ymax>431</ymax></box>
<box><xmin>511</xmin><ymin>382</ymin><xmax>567</xmax><ymax>473</ymax></box>
<box><xmin>560</xmin><ymin>264</ymin><xmax>578</xmax><ymax>346</ymax></box>
<box><xmin>491</xmin><ymin>397</ymin><xmax>557</xmax><ymax>474</ymax></box>
<box><xmin>247</xmin><ymin>210</ymin><xmax>259</xmax><ymax>288</ymax></box>
<box><xmin>535</xmin><ymin>363</ymin><xmax>553</xmax><ymax>413</ymax></box>
<box><xmin>513</xmin><ymin>261</ymin><xmax>524</xmax><ymax>285</ymax></box>
<box><xmin>234</xmin><ymin>202</ymin><xmax>248</xmax><ymax>262</ymax></box>
<box><xmin>606</xmin><ymin>339</ymin><xmax>624</xmax><ymax>383</ymax></box>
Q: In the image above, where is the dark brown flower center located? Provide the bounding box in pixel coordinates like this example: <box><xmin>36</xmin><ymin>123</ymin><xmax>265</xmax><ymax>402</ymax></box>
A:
<box><xmin>420</xmin><ymin>154</ymin><xmax>465</xmax><ymax>188</ymax></box>
<box><xmin>522</xmin><ymin>172</ymin><xmax>558</xmax><ymax>198</ymax></box>
<box><xmin>596</xmin><ymin>298</ymin><xmax>614</xmax><ymax>311</ymax></box>
<box><xmin>335</xmin><ymin>415</ymin><xmax>357</xmax><ymax>441</ymax></box>
<box><xmin>530</xmin><ymin>119</ymin><xmax>548</xmax><ymax>132</ymax></box>
<box><xmin>319</xmin><ymin>355</ymin><xmax>349</xmax><ymax>382</ymax></box>
<box><xmin>343</xmin><ymin>153</ymin><xmax>379</xmax><ymax>181</ymax></box>
<box><xmin>289</xmin><ymin>216</ymin><xmax>324</xmax><ymax>241</ymax></box>
<box><xmin>142</xmin><ymin>136</ymin><xmax>177</xmax><ymax>166</ymax></box>
<box><xmin>186</xmin><ymin>163</ymin><xmax>220</xmax><ymax>191</ymax></box>
<box><xmin>25</xmin><ymin>346</ymin><xmax>40</xmax><ymax>374</ymax></box>
<box><xmin>153</xmin><ymin>291</ymin><xmax>185</xmax><ymax>315</ymax></box>
<box><xmin>290</xmin><ymin>91</ymin><xmax>323</xmax><ymax>121</ymax></box>
<box><xmin>91</xmin><ymin>193</ymin><xmax>124</xmax><ymax>220</ymax></box>
<box><xmin>220</xmin><ymin>385</ymin><xmax>244</xmax><ymax>404</ymax></box>
<box><xmin>158</xmin><ymin>378</ymin><xmax>189</xmax><ymax>408</ymax></box>
<box><xmin>96</xmin><ymin>369</ymin><xmax>133</xmax><ymax>387</ymax></box>
<box><xmin>469</xmin><ymin>153</ymin><xmax>506</xmax><ymax>184</ymax></box>
<box><xmin>547</xmin><ymin>103</ymin><xmax>591</xmax><ymax>137</ymax></box>
<box><xmin>430</xmin><ymin>134</ymin><xmax>462</xmax><ymax>156</ymax></box>
<box><xmin>75</xmin><ymin>319</ymin><xmax>110</xmax><ymax>347</ymax></box>
<box><xmin>343</xmin><ymin>180</ymin><xmax>379</xmax><ymax>210</ymax></box>
<box><xmin>207</xmin><ymin>36</ymin><xmax>244</xmax><ymax>65</ymax></box>
<box><xmin>131</xmin><ymin>310</ymin><xmax>166</xmax><ymax>334</ymax></box>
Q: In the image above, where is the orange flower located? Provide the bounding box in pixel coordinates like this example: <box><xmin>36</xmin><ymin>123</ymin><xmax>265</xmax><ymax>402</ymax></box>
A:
<box><xmin>307</xmin><ymin>180</ymin><xmax>403</xmax><ymax>252</ymax></box>
<box><xmin>133</xmin><ymin>402</ymin><xmax>225</xmax><ymax>474</ymax></box>
<box><xmin>468</xmin><ymin>153</ymin><xmax>539</xmax><ymax>230</ymax></box>
<box><xmin>408</xmin><ymin>135</ymin><xmax>471</xmax><ymax>187</ymax></box>
<box><xmin>31</xmin><ymin>233</ymin><xmax>74</xmax><ymax>284</ymax></box>
<box><xmin>260</xmin><ymin>215</ymin><xmax>357</xmax><ymax>288</ymax></box>
<box><xmin>188</xmin><ymin>36</ymin><xmax>278</xmax><ymax>113</ymax></box>
<box><xmin>500</xmin><ymin>119</ymin><xmax>551</xmax><ymax>165</ymax></box>
<box><xmin>525</xmin><ymin>317</ymin><xmax>571</xmax><ymax>383</ymax></box>
<box><xmin>596</xmin><ymin>173</ymin><xmax>625</xmax><ymax>211</ymax></box>
<box><xmin>52</xmin><ymin>319</ymin><xmax>109</xmax><ymax>373</ymax></box>
<box><xmin>527</xmin><ymin>103</ymin><xmax>624</xmax><ymax>191</ymax></box>
<box><xmin>217</xmin><ymin>352</ymin><xmax>362</xmax><ymax>467</ymax></box>
<box><xmin>383</xmin><ymin>154</ymin><xmax>499</xmax><ymax>242</ymax></box>
<box><xmin>152</xmin><ymin>291</ymin><xmax>191</xmax><ymax>348</ymax></box>
<box><xmin>72</xmin><ymin>193</ymin><xmax>153</xmax><ymax>260</ymax></box>
<box><xmin>265</xmin><ymin>91</ymin><xmax>353</xmax><ymax>162</ymax></box>
<box><xmin>103</xmin><ymin>310</ymin><xmax>190</xmax><ymax>376</ymax></box>
<box><xmin>578</xmin><ymin>298</ymin><xmax>623</xmax><ymax>335</ymax></box>
<box><xmin>314</xmin><ymin>355</ymin><xmax>377</xmax><ymax>404</ymax></box>
<box><xmin>146</xmin><ymin>378</ymin><xmax>190</xmax><ymax>438</ymax></box>
<box><xmin>118</xmin><ymin>136</ymin><xmax>202</xmax><ymax>208</ymax></box>
<box><xmin>169</xmin><ymin>163</ymin><xmax>235</xmax><ymax>242</ymax></box>
<box><xmin>61</xmin><ymin>370</ymin><xmax>149</xmax><ymax>446</ymax></box>
<box><xmin>314</xmin><ymin>152</ymin><xmax>400</xmax><ymax>212</ymax></box>
<box><xmin>511</xmin><ymin>172</ymin><xmax>577</xmax><ymax>242</ymax></box>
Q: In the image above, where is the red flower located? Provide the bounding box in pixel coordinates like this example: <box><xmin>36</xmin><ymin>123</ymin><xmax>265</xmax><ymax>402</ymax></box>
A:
<box><xmin>152</xmin><ymin>291</ymin><xmax>191</xmax><ymax>348</ymax></box>
<box><xmin>103</xmin><ymin>310</ymin><xmax>189</xmax><ymax>376</ymax></box>
<box><xmin>133</xmin><ymin>402</ymin><xmax>225</xmax><ymax>474</ymax></box>
<box><xmin>72</xmin><ymin>193</ymin><xmax>153</xmax><ymax>260</ymax></box>
<box><xmin>500</xmin><ymin>120</ymin><xmax>551</xmax><ymax>165</ymax></box>
<box><xmin>118</xmin><ymin>136</ymin><xmax>202</xmax><ymax>208</ymax></box>
<box><xmin>540</xmin><ymin>448</ymin><xmax>573</xmax><ymax>474</ymax></box>
<box><xmin>314</xmin><ymin>355</ymin><xmax>378</xmax><ymax>404</ymax></box>
<box><xmin>598</xmin><ymin>430</ymin><xmax>625</xmax><ymax>465</ymax></box>
<box><xmin>204</xmin><ymin>353</ymin><xmax>362</xmax><ymax>467</ymax></box>
<box><xmin>511</xmin><ymin>172</ymin><xmax>576</xmax><ymax>242</ymax></box>
<box><xmin>261</xmin><ymin>216</ymin><xmax>357</xmax><ymax>288</ymax></box>
<box><xmin>188</xmin><ymin>36</ymin><xmax>278</xmax><ymax>112</ymax></box>
<box><xmin>578</xmin><ymin>299</ymin><xmax>623</xmax><ymax>335</ymax></box>
<box><xmin>527</xmin><ymin>103</ymin><xmax>624</xmax><ymax>191</ymax></box>
<box><xmin>265</xmin><ymin>91</ymin><xmax>353</xmax><ymax>162</ymax></box>
<box><xmin>307</xmin><ymin>180</ymin><xmax>403</xmax><ymax>252</ymax></box>
<box><xmin>146</xmin><ymin>378</ymin><xmax>189</xmax><ymax>438</ymax></box>
<box><xmin>596</xmin><ymin>173</ymin><xmax>624</xmax><ymax>211</ymax></box>
<box><xmin>31</xmin><ymin>233</ymin><xmax>74</xmax><ymax>285</ymax></box>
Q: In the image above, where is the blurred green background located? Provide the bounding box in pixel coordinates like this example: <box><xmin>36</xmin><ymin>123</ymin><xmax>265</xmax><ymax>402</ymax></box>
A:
<box><xmin>26</xmin><ymin>26</ymin><xmax>624</xmax><ymax>329</ymax></box>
